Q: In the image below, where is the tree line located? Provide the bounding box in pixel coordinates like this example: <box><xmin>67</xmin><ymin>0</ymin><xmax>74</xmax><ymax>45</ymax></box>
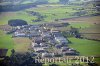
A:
<box><xmin>0</xmin><ymin>3</ymin><xmax>36</xmax><ymax>12</ymax></box>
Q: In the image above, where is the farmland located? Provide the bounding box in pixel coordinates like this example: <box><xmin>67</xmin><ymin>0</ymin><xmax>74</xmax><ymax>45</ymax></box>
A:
<box><xmin>0</xmin><ymin>30</ymin><xmax>32</xmax><ymax>55</ymax></box>
<box><xmin>0</xmin><ymin>11</ymin><xmax>37</xmax><ymax>25</ymax></box>
<box><xmin>0</xmin><ymin>30</ymin><xmax>14</xmax><ymax>49</ymax></box>
<box><xmin>0</xmin><ymin>2</ymin><xmax>99</xmax><ymax>25</ymax></box>
<box><xmin>68</xmin><ymin>38</ymin><xmax>100</xmax><ymax>56</ymax></box>
<box><xmin>13</xmin><ymin>37</ymin><xmax>31</xmax><ymax>53</ymax></box>
<box><xmin>0</xmin><ymin>30</ymin><xmax>14</xmax><ymax>56</ymax></box>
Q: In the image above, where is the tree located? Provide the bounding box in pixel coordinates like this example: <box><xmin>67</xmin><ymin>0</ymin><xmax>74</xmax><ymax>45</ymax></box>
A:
<box><xmin>8</xmin><ymin>19</ymin><xmax>28</xmax><ymax>26</ymax></box>
<box><xmin>0</xmin><ymin>53</ymin><xmax>43</xmax><ymax>66</ymax></box>
<box><xmin>59</xmin><ymin>0</ymin><xmax>69</xmax><ymax>5</ymax></box>
<box><xmin>11</xmin><ymin>49</ymin><xmax>15</xmax><ymax>54</ymax></box>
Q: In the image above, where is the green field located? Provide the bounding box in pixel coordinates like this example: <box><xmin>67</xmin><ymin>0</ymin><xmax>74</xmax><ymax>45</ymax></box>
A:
<box><xmin>0</xmin><ymin>30</ymin><xmax>31</xmax><ymax>56</ymax></box>
<box><xmin>0</xmin><ymin>5</ymin><xmax>77</xmax><ymax>25</ymax></box>
<box><xmin>0</xmin><ymin>30</ymin><xmax>14</xmax><ymax>49</ymax></box>
<box><xmin>0</xmin><ymin>11</ymin><xmax>37</xmax><ymax>25</ymax></box>
<box><xmin>68</xmin><ymin>38</ymin><xmax>100</xmax><ymax>56</ymax></box>
<box><xmin>28</xmin><ymin>5</ymin><xmax>78</xmax><ymax>22</ymax></box>
<box><xmin>0</xmin><ymin>3</ymin><xmax>98</xmax><ymax>25</ymax></box>
<box><xmin>69</xmin><ymin>22</ymin><xmax>92</xmax><ymax>28</ymax></box>
<box><xmin>0</xmin><ymin>30</ymin><xmax>14</xmax><ymax>56</ymax></box>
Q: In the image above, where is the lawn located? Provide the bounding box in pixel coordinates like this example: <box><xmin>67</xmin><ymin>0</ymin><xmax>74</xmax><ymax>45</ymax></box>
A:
<box><xmin>68</xmin><ymin>38</ymin><xmax>100</xmax><ymax>56</ymax></box>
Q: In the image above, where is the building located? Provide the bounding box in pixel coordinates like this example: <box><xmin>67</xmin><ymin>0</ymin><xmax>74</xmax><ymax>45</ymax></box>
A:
<box><xmin>14</xmin><ymin>32</ymin><xmax>26</xmax><ymax>37</ymax></box>
<box><xmin>55</xmin><ymin>37</ymin><xmax>68</xmax><ymax>44</ymax></box>
<box><xmin>42</xmin><ymin>52</ymin><xmax>54</xmax><ymax>58</ymax></box>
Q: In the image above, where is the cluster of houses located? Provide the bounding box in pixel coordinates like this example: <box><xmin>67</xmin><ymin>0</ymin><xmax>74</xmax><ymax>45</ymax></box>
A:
<box><xmin>13</xmin><ymin>24</ymin><xmax>79</xmax><ymax>58</ymax></box>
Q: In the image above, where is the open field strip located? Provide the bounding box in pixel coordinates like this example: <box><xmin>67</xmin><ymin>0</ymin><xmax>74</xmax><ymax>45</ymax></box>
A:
<box><xmin>68</xmin><ymin>38</ymin><xmax>100</xmax><ymax>56</ymax></box>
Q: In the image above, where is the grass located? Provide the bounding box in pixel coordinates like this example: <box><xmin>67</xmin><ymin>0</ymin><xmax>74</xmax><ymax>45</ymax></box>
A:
<box><xmin>94</xmin><ymin>58</ymin><xmax>100</xmax><ymax>62</ymax></box>
<box><xmin>66</xmin><ymin>16</ymin><xmax>100</xmax><ymax>23</ymax></box>
<box><xmin>0</xmin><ymin>11</ymin><xmax>37</xmax><ymax>25</ymax></box>
<box><xmin>13</xmin><ymin>37</ymin><xmax>31</xmax><ymax>53</ymax></box>
<box><xmin>27</xmin><ymin>5</ymin><xmax>78</xmax><ymax>22</ymax></box>
<box><xmin>68</xmin><ymin>38</ymin><xmax>100</xmax><ymax>56</ymax></box>
<box><xmin>69</xmin><ymin>22</ymin><xmax>92</xmax><ymax>28</ymax></box>
<box><xmin>0</xmin><ymin>31</ymin><xmax>31</xmax><ymax>55</ymax></box>
<box><xmin>0</xmin><ymin>4</ymin><xmax>98</xmax><ymax>25</ymax></box>
<box><xmin>0</xmin><ymin>30</ymin><xmax>14</xmax><ymax>49</ymax></box>
<box><xmin>0</xmin><ymin>30</ymin><xmax>14</xmax><ymax>56</ymax></box>
<box><xmin>79</xmin><ymin>24</ymin><xmax>100</xmax><ymax>40</ymax></box>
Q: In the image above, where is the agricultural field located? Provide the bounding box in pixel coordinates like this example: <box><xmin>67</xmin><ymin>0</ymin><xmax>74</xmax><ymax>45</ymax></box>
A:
<box><xmin>0</xmin><ymin>11</ymin><xmax>37</xmax><ymax>25</ymax></box>
<box><xmin>0</xmin><ymin>3</ymin><xmax>99</xmax><ymax>25</ymax></box>
<box><xmin>0</xmin><ymin>30</ymin><xmax>14</xmax><ymax>49</ymax></box>
<box><xmin>27</xmin><ymin>5</ymin><xmax>79</xmax><ymax>22</ymax></box>
<box><xmin>68</xmin><ymin>38</ymin><xmax>100</xmax><ymax>56</ymax></box>
<box><xmin>68</xmin><ymin>37</ymin><xmax>100</xmax><ymax>65</ymax></box>
<box><xmin>13</xmin><ymin>37</ymin><xmax>31</xmax><ymax>53</ymax></box>
<box><xmin>0</xmin><ymin>30</ymin><xmax>14</xmax><ymax>56</ymax></box>
<box><xmin>0</xmin><ymin>30</ymin><xmax>31</xmax><ymax>55</ymax></box>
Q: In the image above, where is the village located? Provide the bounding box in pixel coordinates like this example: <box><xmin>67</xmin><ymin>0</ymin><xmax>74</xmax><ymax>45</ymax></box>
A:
<box><xmin>12</xmin><ymin>23</ymin><xmax>79</xmax><ymax>58</ymax></box>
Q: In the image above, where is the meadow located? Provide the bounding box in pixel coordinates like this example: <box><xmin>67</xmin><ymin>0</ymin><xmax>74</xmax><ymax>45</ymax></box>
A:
<box><xmin>0</xmin><ymin>11</ymin><xmax>37</xmax><ymax>25</ymax></box>
<box><xmin>13</xmin><ymin>37</ymin><xmax>31</xmax><ymax>53</ymax></box>
<box><xmin>0</xmin><ymin>3</ymin><xmax>99</xmax><ymax>25</ymax></box>
<box><xmin>0</xmin><ymin>30</ymin><xmax>14</xmax><ymax>49</ymax></box>
<box><xmin>0</xmin><ymin>30</ymin><xmax>32</xmax><ymax>55</ymax></box>
<box><xmin>68</xmin><ymin>38</ymin><xmax>100</xmax><ymax>56</ymax></box>
<box><xmin>27</xmin><ymin>5</ymin><xmax>79</xmax><ymax>22</ymax></box>
<box><xmin>0</xmin><ymin>30</ymin><xmax>14</xmax><ymax>56</ymax></box>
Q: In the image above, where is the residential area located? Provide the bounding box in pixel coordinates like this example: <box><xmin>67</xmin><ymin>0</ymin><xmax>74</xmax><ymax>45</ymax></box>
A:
<box><xmin>12</xmin><ymin>24</ymin><xmax>79</xmax><ymax>58</ymax></box>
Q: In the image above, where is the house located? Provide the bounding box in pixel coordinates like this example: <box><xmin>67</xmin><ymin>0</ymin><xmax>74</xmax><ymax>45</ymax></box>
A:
<box><xmin>29</xmin><ymin>52</ymin><xmax>38</xmax><ymax>57</ymax></box>
<box><xmin>63</xmin><ymin>50</ymin><xmax>77</xmax><ymax>56</ymax></box>
<box><xmin>55</xmin><ymin>44</ymin><xmax>62</xmax><ymax>49</ymax></box>
<box><xmin>14</xmin><ymin>32</ymin><xmax>26</xmax><ymax>37</ymax></box>
<box><xmin>40</xmin><ymin>43</ymin><xmax>49</xmax><ymax>49</ymax></box>
<box><xmin>55</xmin><ymin>37</ymin><xmax>68</xmax><ymax>44</ymax></box>
<box><xmin>54</xmin><ymin>53</ymin><xmax>63</xmax><ymax>57</ymax></box>
<box><xmin>32</xmin><ymin>36</ymin><xmax>43</xmax><ymax>43</ymax></box>
<box><xmin>30</xmin><ymin>31</ymin><xmax>41</xmax><ymax>37</ymax></box>
<box><xmin>48</xmin><ymin>39</ymin><xmax>56</xmax><ymax>45</ymax></box>
<box><xmin>61</xmin><ymin>47</ymin><xmax>69</xmax><ymax>52</ymax></box>
<box><xmin>32</xmin><ymin>42</ymin><xmax>39</xmax><ymax>47</ymax></box>
<box><xmin>41</xmin><ymin>32</ymin><xmax>51</xmax><ymax>38</ymax></box>
<box><xmin>42</xmin><ymin>52</ymin><xmax>54</xmax><ymax>58</ymax></box>
<box><xmin>34</xmin><ymin>47</ymin><xmax>44</xmax><ymax>52</ymax></box>
<box><xmin>36</xmin><ymin>50</ymin><xmax>47</xmax><ymax>53</ymax></box>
